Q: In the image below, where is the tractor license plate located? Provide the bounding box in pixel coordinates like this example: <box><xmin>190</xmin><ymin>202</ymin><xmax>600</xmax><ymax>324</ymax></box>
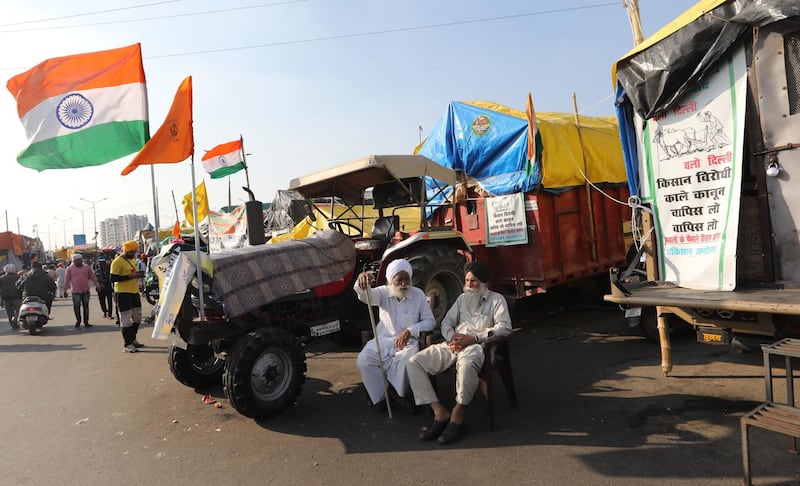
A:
<box><xmin>624</xmin><ymin>306</ymin><xmax>642</xmax><ymax>318</ymax></box>
<box><xmin>310</xmin><ymin>320</ymin><xmax>340</xmax><ymax>337</ymax></box>
<box><xmin>697</xmin><ymin>328</ymin><xmax>730</xmax><ymax>345</ymax></box>
<box><xmin>26</xmin><ymin>315</ymin><xmax>38</xmax><ymax>323</ymax></box>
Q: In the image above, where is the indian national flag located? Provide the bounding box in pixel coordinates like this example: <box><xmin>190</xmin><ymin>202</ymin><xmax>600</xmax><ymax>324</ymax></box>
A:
<box><xmin>6</xmin><ymin>44</ymin><xmax>148</xmax><ymax>171</ymax></box>
<box><xmin>201</xmin><ymin>139</ymin><xmax>245</xmax><ymax>179</ymax></box>
<box><xmin>525</xmin><ymin>92</ymin><xmax>543</xmax><ymax>178</ymax></box>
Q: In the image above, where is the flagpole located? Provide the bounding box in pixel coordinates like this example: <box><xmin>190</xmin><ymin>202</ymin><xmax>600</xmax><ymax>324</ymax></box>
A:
<box><xmin>228</xmin><ymin>176</ymin><xmax>232</xmax><ymax>209</ymax></box>
<box><xmin>189</xmin><ymin>156</ymin><xmax>206</xmax><ymax>324</ymax></box>
<box><xmin>171</xmin><ymin>190</ymin><xmax>180</xmax><ymax>221</ymax></box>
<box><xmin>240</xmin><ymin>135</ymin><xmax>253</xmax><ymax>201</ymax></box>
<box><xmin>148</xmin><ymin>166</ymin><xmax>162</xmax><ymax>252</ymax></box>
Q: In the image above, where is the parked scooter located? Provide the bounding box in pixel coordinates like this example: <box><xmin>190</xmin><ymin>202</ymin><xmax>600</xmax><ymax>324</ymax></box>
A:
<box><xmin>18</xmin><ymin>296</ymin><xmax>49</xmax><ymax>335</ymax></box>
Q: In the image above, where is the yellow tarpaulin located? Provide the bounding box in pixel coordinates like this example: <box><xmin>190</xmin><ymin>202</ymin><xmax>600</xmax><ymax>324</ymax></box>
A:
<box><xmin>270</xmin><ymin>205</ymin><xmax>422</xmax><ymax>243</ymax></box>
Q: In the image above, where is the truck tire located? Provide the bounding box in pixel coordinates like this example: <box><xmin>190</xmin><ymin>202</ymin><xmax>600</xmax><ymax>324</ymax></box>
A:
<box><xmin>168</xmin><ymin>343</ymin><xmax>225</xmax><ymax>389</ymax></box>
<box><xmin>223</xmin><ymin>327</ymin><xmax>306</xmax><ymax>419</ymax></box>
<box><xmin>407</xmin><ymin>245</ymin><xmax>466</xmax><ymax>323</ymax></box>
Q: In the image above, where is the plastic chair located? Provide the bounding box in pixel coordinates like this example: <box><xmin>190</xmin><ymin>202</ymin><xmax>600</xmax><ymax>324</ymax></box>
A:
<box><xmin>479</xmin><ymin>333</ymin><xmax>518</xmax><ymax>430</ymax></box>
<box><xmin>421</xmin><ymin>329</ymin><xmax>518</xmax><ymax>431</ymax></box>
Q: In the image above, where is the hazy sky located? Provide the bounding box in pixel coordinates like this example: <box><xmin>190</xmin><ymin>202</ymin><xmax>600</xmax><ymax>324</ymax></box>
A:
<box><xmin>0</xmin><ymin>0</ymin><xmax>697</xmax><ymax>248</ymax></box>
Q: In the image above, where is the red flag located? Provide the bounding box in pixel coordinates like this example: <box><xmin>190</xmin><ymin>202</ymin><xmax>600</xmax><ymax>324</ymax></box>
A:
<box><xmin>121</xmin><ymin>76</ymin><xmax>193</xmax><ymax>175</ymax></box>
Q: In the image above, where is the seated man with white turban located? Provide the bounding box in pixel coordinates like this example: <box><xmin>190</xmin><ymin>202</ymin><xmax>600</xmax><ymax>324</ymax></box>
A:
<box><xmin>407</xmin><ymin>261</ymin><xmax>512</xmax><ymax>444</ymax></box>
<box><xmin>354</xmin><ymin>258</ymin><xmax>435</xmax><ymax>412</ymax></box>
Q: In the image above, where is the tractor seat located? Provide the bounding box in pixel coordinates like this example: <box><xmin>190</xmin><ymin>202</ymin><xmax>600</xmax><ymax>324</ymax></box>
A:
<box><xmin>371</xmin><ymin>215</ymin><xmax>400</xmax><ymax>241</ymax></box>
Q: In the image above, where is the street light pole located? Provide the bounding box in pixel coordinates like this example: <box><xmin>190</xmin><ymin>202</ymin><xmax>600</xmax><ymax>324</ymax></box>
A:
<box><xmin>54</xmin><ymin>216</ymin><xmax>71</xmax><ymax>248</ymax></box>
<box><xmin>79</xmin><ymin>197</ymin><xmax>107</xmax><ymax>248</ymax></box>
<box><xmin>70</xmin><ymin>206</ymin><xmax>88</xmax><ymax>236</ymax></box>
<box><xmin>45</xmin><ymin>222</ymin><xmax>56</xmax><ymax>253</ymax></box>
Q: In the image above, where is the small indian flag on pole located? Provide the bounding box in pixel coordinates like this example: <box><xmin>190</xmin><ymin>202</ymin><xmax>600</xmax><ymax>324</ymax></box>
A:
<box><xmin>6</xmin><ymin>43</ymin><xmax>148</xmax><ymax>171</ymax></box>
<box><xmin>525</xmin><ymin>92</ymin><xmax>543</xmax><ymax>178</ymax></box>
<box><xmin>201</xmin><ymin>139</ymin><xmax>245</xmax><ymax>179</ymax></box>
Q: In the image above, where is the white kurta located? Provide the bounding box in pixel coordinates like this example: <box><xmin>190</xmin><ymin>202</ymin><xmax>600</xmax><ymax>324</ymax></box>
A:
<box><xmin>55</xmin><ymin>267</ymin><xmax>66</xmax><ymax>296</ymax></box>
<box><xmin>354</xmin><ymin>283</ymin><xmax>435</xmax><ymax>404</ymax></box>
<box><xmin>408</xmin><ymin>290</ymin><xmax>512</xmax><ymax>405</ymax></box>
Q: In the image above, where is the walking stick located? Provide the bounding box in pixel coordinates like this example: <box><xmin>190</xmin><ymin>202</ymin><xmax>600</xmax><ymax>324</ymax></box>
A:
<box><xmin>363</xmin><ymin>279</ymin><xmax>393</xmax><ymax>419</ymax></box>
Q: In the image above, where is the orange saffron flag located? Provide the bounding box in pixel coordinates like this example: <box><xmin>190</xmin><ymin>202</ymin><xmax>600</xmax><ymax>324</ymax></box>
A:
<box><xmin>171</xmin><ymin>220</ymin><xmax>182</xmax><ymax>237</ymax></box>
<box><xmin>526</xmin><ymin>92</ymin><xmax>537</xmax><ymax>162</ymax></box>
<box><xmin>121</xmin><ymin>76</ymin><xmax>193</xmax><ymax>175</ymax></box>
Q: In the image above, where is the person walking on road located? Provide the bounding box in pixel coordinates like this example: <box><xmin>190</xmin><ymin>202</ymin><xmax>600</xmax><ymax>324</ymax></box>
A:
<box><xmin>46</xmin><ymin>265</ymin><xmax>57</xmax><ymax>282</ymax></box>
<box><xmin>55</xmin><ymin>262</ymin><xmax>66</xmax><ymax>298</ymax></box>
<box><xmin>1</xmin><ymin>264</ymin><xmax>23</xmax><ymax>329</ymax></box>
<box><xmin>94</xmin><ymin>258</ymin><xmax>114</xmax><ymax>319</ymax></box>
<box><xmin>111</xmin><ymin>241</ymin><xmax>145</xmax><ymax>353</ymax></box>
<box><xmin>64</xmin><ymin>253</ymin><xmax>99</xmax><ymax>328</ymax></box>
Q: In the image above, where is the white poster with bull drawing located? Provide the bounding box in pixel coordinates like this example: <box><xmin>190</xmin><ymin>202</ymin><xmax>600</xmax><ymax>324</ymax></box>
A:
<box><xmin>641</xmin><ymin>46</ymin><xmax>746</xmax><ymax>290</ymax></box>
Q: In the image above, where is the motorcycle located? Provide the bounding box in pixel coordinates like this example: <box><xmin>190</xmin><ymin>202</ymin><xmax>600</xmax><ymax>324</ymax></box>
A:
<box><xmin>18</xmin><ymin>296</ymin><xmax>49</xmax><ymax>335</ymax></box>
<box><xmin>142</xmin><ymin>270</ymin><xmax>159</xmax><ymax>305</ymax></box>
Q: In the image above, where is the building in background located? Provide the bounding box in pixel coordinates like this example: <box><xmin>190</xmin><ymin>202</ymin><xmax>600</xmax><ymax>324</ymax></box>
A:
<box><xmin>99</xmin><ymin>214</ymin><xmax>149</xmax><ymax>248</ymax></box>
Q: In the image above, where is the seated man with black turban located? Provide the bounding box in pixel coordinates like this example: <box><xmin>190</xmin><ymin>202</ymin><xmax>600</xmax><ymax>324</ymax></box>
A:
<box><xmin>354</xmin><ymin>258</ymin><xmax>435</xmax><ymax>411</ymax></box>
<box><xmin>407</xmin><ymin>261</ymin><xmax>511</xmax><ymax>444</ymax></box>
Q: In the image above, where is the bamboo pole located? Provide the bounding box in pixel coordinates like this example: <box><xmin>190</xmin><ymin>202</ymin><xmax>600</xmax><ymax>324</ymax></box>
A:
<box><xmin>623</xmin><ymin>1</ymin><xmax>672</xmax><ymax>376</ymax></box>
<box><xmin>364</xmin><ymin>282</ymin><xmax>392</xmax><ymax>419</ymax></box>
<box><xmin>624</xmin><ymin>0</ymin><xmax>644</xmax><ymax>46</ymax></box>
<box><xmin>571</xmin><ymin>93</ymin><xmax>597</xmax><ymax>262</ymax></box>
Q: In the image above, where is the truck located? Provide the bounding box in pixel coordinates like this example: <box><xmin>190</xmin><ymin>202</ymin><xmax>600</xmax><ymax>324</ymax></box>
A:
<box><xmin>605</xmin><ymin>0</ymin><xmax>800</xmax><ymax>374</ymax></box>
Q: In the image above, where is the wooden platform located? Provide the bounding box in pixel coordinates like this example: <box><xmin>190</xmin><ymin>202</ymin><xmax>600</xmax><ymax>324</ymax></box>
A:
<box><xmin>604</xmin><ymin>281</ymin><xmax>800</xmax><ymax>315</ymax></box>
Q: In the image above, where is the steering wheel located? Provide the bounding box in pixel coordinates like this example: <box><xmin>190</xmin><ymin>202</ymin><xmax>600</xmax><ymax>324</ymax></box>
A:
<box><xmin>328</xmin><ymin>220</ymin><xmax>363</xmax><ymax>237</ymax></box>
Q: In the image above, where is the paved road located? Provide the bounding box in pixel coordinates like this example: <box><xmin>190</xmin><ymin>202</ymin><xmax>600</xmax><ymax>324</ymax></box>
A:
<box><xmin>1</xmin><ymin>293</ymin><xmax>798</xmax><ymax>485</ymax></box>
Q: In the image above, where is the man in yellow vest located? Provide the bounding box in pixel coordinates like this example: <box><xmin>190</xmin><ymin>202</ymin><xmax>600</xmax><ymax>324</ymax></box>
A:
<box><xmin>110</xmin><ymin>241</ymin><xmax>145</xmax><ymax>353</ymax></box>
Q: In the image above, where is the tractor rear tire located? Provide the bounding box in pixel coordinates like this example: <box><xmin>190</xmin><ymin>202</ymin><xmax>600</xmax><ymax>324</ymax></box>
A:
<box><xmin>406</xmin><ymin>245</ymin><xmax>466</xmax><ymax>324</ymax></box>
<box><xmin>223</xmin><ymin>327</ymin><xmax>306</xmax><ymax>419</ymax></box>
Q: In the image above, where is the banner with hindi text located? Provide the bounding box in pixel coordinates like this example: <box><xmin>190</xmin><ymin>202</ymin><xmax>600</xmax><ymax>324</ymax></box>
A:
<box><xmin>485</xmin><ymin>192</ymin><xmax>528</xmax><ymax>247</ymax></box>
<box><xmin>641</xmin><ymin>46</ymin><xmax>746</xmax><ymax>290</ymax></box>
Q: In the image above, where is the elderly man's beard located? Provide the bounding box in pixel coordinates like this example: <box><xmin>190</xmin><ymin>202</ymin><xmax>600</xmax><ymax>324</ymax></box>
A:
<box><xmin>388</xmin><ymin>283</ymin><xmax>411</xmax><ymax>300</ymax></box>
<box><xmin>462</xmin><ymin>282</ymin><xmax>488</xmax><ymax>312</ymax></box>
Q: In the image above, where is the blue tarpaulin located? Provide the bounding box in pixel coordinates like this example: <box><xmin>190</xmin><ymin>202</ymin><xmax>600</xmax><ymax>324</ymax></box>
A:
<box><xmin>615</xmin><ymin>82</ymin><xmax>640</xmax><ymax>197</ymax></box>
<box><xmin>418</xmin><ymin>101</ymin><xmax>541</xmax><ymax>197</ymax></box>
